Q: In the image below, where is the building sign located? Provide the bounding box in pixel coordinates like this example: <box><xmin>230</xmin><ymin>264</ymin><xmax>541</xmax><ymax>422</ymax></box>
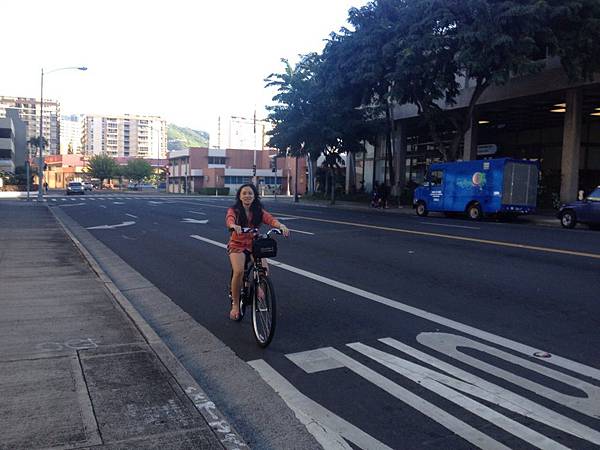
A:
<box><xmin>477</xmin><ymin>144</ymin><xmax>497</xmax><ymax>156</ymax></box>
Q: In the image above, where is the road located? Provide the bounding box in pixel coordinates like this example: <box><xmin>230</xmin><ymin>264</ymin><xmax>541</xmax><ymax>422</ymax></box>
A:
<box><xmin>51</xmin><ymin>192</ymin><xmax>600</xmax><ymax>449</ymax></box>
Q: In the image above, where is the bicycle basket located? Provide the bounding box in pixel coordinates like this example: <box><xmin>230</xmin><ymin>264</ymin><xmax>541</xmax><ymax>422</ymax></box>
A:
<box><xmin>252</xmin><ymin>236</ymin><xmax>277</xmax><ymax>258</ymax></box>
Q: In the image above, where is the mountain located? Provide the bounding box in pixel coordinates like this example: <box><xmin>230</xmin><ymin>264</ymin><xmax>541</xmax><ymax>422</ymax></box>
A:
<box><xmin>167</xmin><ymin>124</ymin><xmax>209</xmax><ymax>150</ymax></box>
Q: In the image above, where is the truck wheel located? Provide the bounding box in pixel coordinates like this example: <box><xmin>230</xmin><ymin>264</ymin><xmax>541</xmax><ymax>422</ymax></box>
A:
<box><xmin>467</xmin><ymin>203</ymin><xmax>482</xmax><ymax>220</ymax></box>
<box><xmin>560</xmin><ymin>210</ymin><xmax>576</xmax><ymax>229</ymax></box>
<box><xmin>415</xmin><ymin>202</ymin><xmax>428</xmax><ymax>217</ymax></box>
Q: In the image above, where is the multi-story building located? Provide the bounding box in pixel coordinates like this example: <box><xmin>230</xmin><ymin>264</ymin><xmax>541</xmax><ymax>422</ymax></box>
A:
<box><xmin>358</xmin><ymin>57</ymin><xmax>600</xmax><ymax>203</ymax></box>
<box><xmin>167</xmin><ymin>147</ymin><xmax>305</xmax><ymax>195</ymax></box>
<box><xmin>212</xmin><ymin>115</ymin><xmax>273</xmax><ymax>150</ymax></box>
<box><xmin>60</xmin><ymin>114</ymin><xmax>85</xmax><ymax>155</ymax></box>
<box><xmin>0</xmin><ymin>109</ymin><xmax>27</xmax><ymax>173</ymax></box>
<box><xmin>83</xmin><ymin>114</ymin><xmax>167</xmax><ymax>159</ymax></box>
<box><xmin>0</xmin><ymin>96</ymin><xmax>61</xmax><ymax>155</ymax></box>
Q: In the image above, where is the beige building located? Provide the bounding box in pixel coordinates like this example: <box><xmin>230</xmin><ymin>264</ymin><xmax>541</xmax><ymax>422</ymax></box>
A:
<box><xmin>83</xmin><ymin>113</ymin><xmax>167</xmax><ymax>159</ymax></box>
<box><xmin>0</xmin><ymin>95</ymin><xmax>61</xmax><ymax>155</ymax></box>
<box><xmin>60</xmin><ymin>114</ymin><xmax>85</xmax><ymax>155</ymax></box>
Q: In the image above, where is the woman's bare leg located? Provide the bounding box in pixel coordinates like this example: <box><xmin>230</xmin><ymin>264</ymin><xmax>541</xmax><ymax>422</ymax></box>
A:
<box><xmin>229</xmin><ymin>252</ymin><xmax>245</xmax><ymax>319</ymax></box>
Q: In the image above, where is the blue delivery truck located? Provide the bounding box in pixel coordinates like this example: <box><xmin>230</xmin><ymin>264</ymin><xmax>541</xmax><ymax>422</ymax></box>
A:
<box><xmin>413</xmin><ymin>158</ymin><xmax>539</xmax><ymax>219</ymax></box>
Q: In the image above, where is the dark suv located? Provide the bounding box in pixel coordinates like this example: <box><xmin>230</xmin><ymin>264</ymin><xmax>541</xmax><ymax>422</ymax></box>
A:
<box><xmin>558</xmin><ymin>186</ymin><xmax>600</xmax><ymax>229</ymax></box>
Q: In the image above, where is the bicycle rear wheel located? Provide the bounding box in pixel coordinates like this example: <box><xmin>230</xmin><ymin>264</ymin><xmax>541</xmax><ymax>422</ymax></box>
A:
<box><xmin>250</xmin><ymin>274</ymin><xmax>276</xmax><ymax>347</ymax></box>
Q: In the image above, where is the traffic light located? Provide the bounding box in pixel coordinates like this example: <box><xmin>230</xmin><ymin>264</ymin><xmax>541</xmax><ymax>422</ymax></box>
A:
<box><xmin>252</xmin><ymin>164</ymin><xmax>256</xmax><ymax>176</ymax></box>
<box><xmin>270</xmin><ymin>157</ymin><xmax>277</xmax><ymax>173</ymax></box>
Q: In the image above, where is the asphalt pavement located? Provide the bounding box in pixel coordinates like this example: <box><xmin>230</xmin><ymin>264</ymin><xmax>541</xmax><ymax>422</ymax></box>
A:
<box><xmin>4</xmin><ymin>192</ymin><xmax>599</xmax><ymax>449</ymax></box>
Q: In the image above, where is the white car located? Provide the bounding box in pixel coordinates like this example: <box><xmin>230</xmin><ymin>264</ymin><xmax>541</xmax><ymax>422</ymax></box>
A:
<box><xmin>82</xmin><ymin>182</ymin><xmax>93</xmax><ymax>191</ymax></box>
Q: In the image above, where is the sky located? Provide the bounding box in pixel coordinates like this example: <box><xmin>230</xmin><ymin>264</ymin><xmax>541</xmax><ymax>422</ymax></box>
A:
<box><xmin>2</xmin><ymin>0</ymin><xmax>368</xmax><ymax>142</ymax></box>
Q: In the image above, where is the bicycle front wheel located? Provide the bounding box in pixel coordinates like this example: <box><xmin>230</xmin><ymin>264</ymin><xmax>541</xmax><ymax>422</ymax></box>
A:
<box><xmin>251</xmin><ymin>274</ymin><xmax>276</xmax><ymax>348</ymax></box>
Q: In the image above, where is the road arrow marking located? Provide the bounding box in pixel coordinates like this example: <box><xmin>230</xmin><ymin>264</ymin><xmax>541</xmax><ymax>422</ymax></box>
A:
<box><xmin>182</xmin><ymin>218</ymin><xmax>209</xmax><ymax>224</ymax></box>
<box><xmin>86</xmin><ymin>221</ymin><xmax>135</xmax><ymax>230</ymax></box>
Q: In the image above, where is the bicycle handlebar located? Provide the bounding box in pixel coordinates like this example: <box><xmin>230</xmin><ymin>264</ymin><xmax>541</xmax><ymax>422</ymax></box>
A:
<box><xmin>229</xmin><ymin>227</ymin><xmax>283</xmax><ymax>237</ymax></box>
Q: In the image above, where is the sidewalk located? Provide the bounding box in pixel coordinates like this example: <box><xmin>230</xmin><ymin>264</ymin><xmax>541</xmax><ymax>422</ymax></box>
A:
<box><xmin>0</xmin><ymin>202</ymin><xmax>242</xmax><ymax>449</ymax></box>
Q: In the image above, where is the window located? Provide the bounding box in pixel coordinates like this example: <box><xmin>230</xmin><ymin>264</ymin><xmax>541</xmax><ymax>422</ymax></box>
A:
<box><xmin>429</xmin><ymin>170</ymin><xmax>444</xmax><ymax>186</ymax></box>
<box><xmin>208</xmin><ymin>156</ymin><xmax>227</xmax><ymax>164</ymax></box>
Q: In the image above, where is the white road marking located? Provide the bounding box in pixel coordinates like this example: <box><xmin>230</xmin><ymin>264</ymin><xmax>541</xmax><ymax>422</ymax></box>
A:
<box><xmin>148</xmin><ymin>201</ymin><xmax>163</xmax><ymax>205</ymax></box>
<box><xmin>286</xmin><ymin>349</ymin><xmax>509</xmax><ymax>450</ymax></box>
<box><xmin>187</xmin><ymin>210</ymin><xmax>207</xmax><ymax>215</ymax></box>
<box><xmin>288</xmin><ymin>229</ymin><xmax>314</xmax><ymax>235</ymax></box>
<box><xmin>182</xmin><ymin>218</ymin><xmax>209</xmax><ymax>224</ymax></box>
<box><xmin>277</xmin><ymin>217</ymin><xmax>299</xmax><ymax>221</ymax></box>
<box><xmin>125</xmin><ymin>213</ymin><xmax>138</xmax><ymax>219</ymax></box>
<box><xmin>248</xmin><ymin>359</ymin><xmax>392</xmax><ymax>450</ymax></box>
<box><xmin>415</xmin><ymin>333</ymin><xmax>600</xmax><ymax>418</ymax></box>
<box><xmin>86</xmin><ymin>221</ymin><xmax>135</xmax><ymax>230</ymax></box>
<box><xmin>99</xmin><ymin>205</ymin><xmax>107</xmax><ymax>209</ymax></box>
<box><xmin>61</xmin><ymin>198</ymin><xmax>67</xmax><ymax>201</ymax></box>
<box><xmin>59</xmin><ymin>202</ymin><xmax>85</xmax><ymax>207</ymax></box>
<box><xmin>51</xmin><ymin>199</ymin><xmax>57</xmax><ymax>202</ymax></box>
<box><xmin>351</xmin><ymin>340</ymin><xmax>599</xmax><ymax>446</ymax></box>
<box><xmin>190</xmin><ymin>233</ymin><xmax>600</xmax><ymax>381</ymax></box>
<box><xmin>113</xmin><ymin>201</ymin><xmax>125</xmax><ymax>205</ymax></box>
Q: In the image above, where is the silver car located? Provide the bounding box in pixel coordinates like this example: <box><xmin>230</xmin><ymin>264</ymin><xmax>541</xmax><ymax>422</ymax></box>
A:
<box><xmin>66</xmin><ymin>181</ymin><xmax>85</xmax><ymax>195</ymax></box>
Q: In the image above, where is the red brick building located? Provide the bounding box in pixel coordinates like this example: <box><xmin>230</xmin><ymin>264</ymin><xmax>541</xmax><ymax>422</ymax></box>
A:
<box><xmin>167</xmin><ymin>147</ymin><xmax>306</xmax><ymax>195</ymax></box>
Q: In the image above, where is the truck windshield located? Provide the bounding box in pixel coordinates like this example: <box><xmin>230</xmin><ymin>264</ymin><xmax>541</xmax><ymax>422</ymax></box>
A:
<box><xmin>588</xmin><ymin>188</ymin><xmax>600</xmax><ymax>201</ymax></box>
<box><xmin>429</xmin><ymin>170</ymin><xmax>444</xmax><ymax>186</ymax></box>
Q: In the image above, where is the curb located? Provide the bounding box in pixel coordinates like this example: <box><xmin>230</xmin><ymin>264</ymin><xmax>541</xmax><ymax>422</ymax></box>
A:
<box><xmin>48</xmin><ymin>205</ymin><xmax>248</xmax><ymax>450</ymax></box>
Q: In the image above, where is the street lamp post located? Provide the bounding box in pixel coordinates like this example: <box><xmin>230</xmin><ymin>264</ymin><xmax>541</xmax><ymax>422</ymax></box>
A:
<box><xmin>38</xmin><ymin>66</ymin><xmax>87</xmax><ymax>201</ymax></box>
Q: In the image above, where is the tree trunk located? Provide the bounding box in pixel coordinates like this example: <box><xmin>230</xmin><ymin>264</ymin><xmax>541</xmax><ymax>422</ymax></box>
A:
<box><xmin>448</xmin><ymin>79</ymin><xmax>489</xmax><ymax>161</ymax></box>
<box><xmin>310</xmin><ymin>157</ymin><xmax>318</xmax><ymax>194</ymax></box>
<box><xmin>345</xmin><ymin>152</ymin><xmax>356</xmax><ymax>195</ymax></box>
<box><xmin>330</xmin><ymin>166</ymin><xmax>336</xmax><ymax>205</ymax></box>
<box><xmin>386</xmin><ymin>105</ymin><xmax>395</xmax><ymax>188</ymax></box>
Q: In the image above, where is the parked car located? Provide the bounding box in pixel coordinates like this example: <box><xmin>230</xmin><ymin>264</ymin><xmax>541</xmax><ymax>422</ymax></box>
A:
<box><xmin>558</xmin><ymin>186</ymin><xmax>600</xmax><ymax>229</ymax></box>
<box><xmin>127</xmin><ymin>183</ymin><xmax>157</xmax><ymax>191</ymax></box>
<box><xmin>82</xmin><ymin>182</ymin><xmax>93</xmax><ymax>191</ymax></box>
<box><xmin>66</xmin><ymin>181</ymin><xmax>85</xmax><ymax>195</ymax></box>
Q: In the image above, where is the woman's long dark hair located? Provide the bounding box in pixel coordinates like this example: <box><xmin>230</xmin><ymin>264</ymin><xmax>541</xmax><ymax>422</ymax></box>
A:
<box><xmin>231</xmin><ymin>183</ymin><xmax>263</xmax><ymax>227</ymax></box>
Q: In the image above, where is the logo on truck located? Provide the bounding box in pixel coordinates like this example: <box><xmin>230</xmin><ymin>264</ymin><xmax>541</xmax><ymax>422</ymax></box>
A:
<box><xmin>472</xmin><ymin>172</ymin><xmax>486</xmax><ymax>187</ymax></box>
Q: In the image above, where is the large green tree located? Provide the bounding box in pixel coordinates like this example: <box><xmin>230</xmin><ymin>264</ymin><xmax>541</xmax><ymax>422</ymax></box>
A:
<box><xmin>265</xmin><ymin>54</ymin><xmax>378</xmax><ymax>203</ymax></box>
<box><xmin>325</xmin><ymin>0</ymin><xmax>600</xmax><ymax>162</ymax></box>
<box><xmin>123</xmin><ymin>158</ymin><xmax>153</xmax><ymax>185</ymax></box>
<box><xmin>86</xmin><ymin>155</ymin><xmax>117</xmax><ymax>188</ymax></box>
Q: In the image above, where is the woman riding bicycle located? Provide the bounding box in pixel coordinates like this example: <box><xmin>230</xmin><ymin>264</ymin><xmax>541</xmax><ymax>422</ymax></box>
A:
<box><xmin>226</xmin><ymin>183</ymin><xmax>289</xmax><ymax>320</ymax></box>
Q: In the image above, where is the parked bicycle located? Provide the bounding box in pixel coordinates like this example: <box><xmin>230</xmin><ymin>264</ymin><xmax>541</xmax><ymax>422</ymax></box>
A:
<box><xmin>229</xmin><ymin>227</ymin><xmax>282</xmax><ymax>347</ymax></box>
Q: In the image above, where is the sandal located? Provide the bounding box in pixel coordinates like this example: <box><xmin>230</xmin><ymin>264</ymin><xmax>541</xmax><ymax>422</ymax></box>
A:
<box><xmin>229</xmin><ymin>295</ymin><xmax>241</xmax><ymax>321</ymax></box>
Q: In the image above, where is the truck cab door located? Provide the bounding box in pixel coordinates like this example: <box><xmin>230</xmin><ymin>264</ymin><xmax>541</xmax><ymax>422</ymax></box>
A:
<box><xmin>427</xmin><ymin>170</ymin><xmax>444</xmax><ymax>211</ymax></box>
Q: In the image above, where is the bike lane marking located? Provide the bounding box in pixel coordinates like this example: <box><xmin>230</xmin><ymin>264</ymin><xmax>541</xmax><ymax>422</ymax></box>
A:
<box><xmin>189</xmin><ymin>234</ymin><xmax>600</xmax><ymax>381</ymax></box>
<box><xmin>247</xmin><ymin>359</ymin><xmax>395</xmax><ymax>450</ymax></box>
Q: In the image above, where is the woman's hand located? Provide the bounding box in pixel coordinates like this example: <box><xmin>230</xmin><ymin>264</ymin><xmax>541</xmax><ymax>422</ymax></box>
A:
<box><xmin>279</xmin><ymin>224</ymin><xmax>290</xmax><ymax>237</ymax></box>
<box><xmin>230</xmin><ymin>225</ymin><xmax>242</xmax><ymax>235</ymax></box>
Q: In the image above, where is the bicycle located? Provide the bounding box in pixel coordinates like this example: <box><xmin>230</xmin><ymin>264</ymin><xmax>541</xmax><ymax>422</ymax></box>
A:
<box><xmin>229</xmin><ymin>227</ymin><xmax>282</xmax><ymax>347</ymax></box>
